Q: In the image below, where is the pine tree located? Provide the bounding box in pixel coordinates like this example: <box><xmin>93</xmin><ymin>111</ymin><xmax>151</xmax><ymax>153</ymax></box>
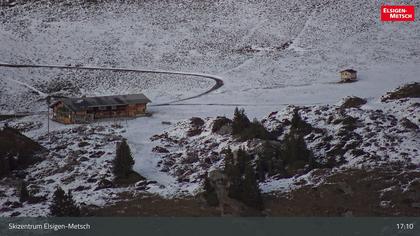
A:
<box><xmin>203</xmin><ymin>176</ymin><xmax>219</xmax><ymax>207</ymax></box>
<box><xmin>290</xmin><ymin>109</ymin><xmax>312</xmax><ymax>135</ymax></box>
<box><xmin>256</xmin><ymin>142</ymin><xmax>285</xmax><ymax>181</ymax></box>
<box><xmin>281</xmin><ymin>130</ymin><xmax>313</xmax><ymax>174</ymax></box>
<box><xmin>232</xmin><ymin>109</ymin><xmax>271</xmax><ymax>141</ymax></box>
<box><xmin>50</xmin><ymin>187</ymin><xmax>66</xmax><ymax>216</ymax></box>
<box><xmin>19</xmin><ymin>181</ymin><xmax>30</xmax><ymax>203</ymax></box>
<box><xmin>223</xmin><ymin>148</ymin><xmax>242</xmax><ymax>200</ymax></box>
<box><xmin>232</xmin><ymin>107</ymin><xmax>250</xmax><ymax>135</ymax></box>
<box><xmin>50</xmin><ymin>187</ymin><xmax>80</xmax><ymax>217</ymax></box>
<box><xmin>291</xmin><ymin>109</ymin><xmax>302</xmax><ymax>130</ymax></box>
<box><xmin>236</xmin><ymin>148</ymin><xmax>251</xmax><ymax>174</ymax></box>
<box><xmin>241</xmin><ymin>164</ymin><xmax>263</xmax><ymax>210</ymax></box>
<box><xmin>64</xmin><ymin>191</ymin><xmax>81</xmax><ymax>217</ymax></box>
<box><xmin>223</xmin><ymin>148</ymin><xmax>263</xmax><ymax>210</ymax></box>
<box><xmin>112</xmin><ymin>139</ymin><xmax>135</xmax><ymax>179</ymax></box>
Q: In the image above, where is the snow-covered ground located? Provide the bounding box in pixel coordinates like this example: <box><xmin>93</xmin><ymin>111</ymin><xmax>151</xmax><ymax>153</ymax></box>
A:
<box><xmin>149</xmin><ymin>95</ymin><xmax>419</xmax><ymax>193</ymax></box>
<box><xmin>1</xmin><ymin>0</ymin><xmax>419</xmax><ymax>111</ymax></box>
<box><xmin>0</xmin><ymin>0</ymin><xmax>419</xmax><ymax>216</ymax></box>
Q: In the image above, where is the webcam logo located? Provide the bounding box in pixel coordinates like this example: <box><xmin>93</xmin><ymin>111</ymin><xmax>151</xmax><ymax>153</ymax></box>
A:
<box><xmin>381</xmin><ymin>5</ymin><xmax>415</xmax><ymax>22</ymax></box>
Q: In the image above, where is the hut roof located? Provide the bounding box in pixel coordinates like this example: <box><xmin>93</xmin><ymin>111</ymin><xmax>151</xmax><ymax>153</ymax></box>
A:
<box><xmin>52</xmin><ymin>94</ymin><xmax>151</xmax><ymax>111</ymax></box>
<box><xmin>340</xmin><ymin>69</ymin><xmax>357</xmax><ymax>73</ymax></box>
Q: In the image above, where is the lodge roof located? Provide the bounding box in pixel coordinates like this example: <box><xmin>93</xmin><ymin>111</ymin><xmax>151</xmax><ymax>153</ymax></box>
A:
<box><xmin>340</xmin><ymin>69</ymin><xmax>357</xmax><ymax>73</ymax></box>
<box><xmin>52</xmin><ymin>94</ymin><xmax>151</xmax><ymax>111</ymax></box>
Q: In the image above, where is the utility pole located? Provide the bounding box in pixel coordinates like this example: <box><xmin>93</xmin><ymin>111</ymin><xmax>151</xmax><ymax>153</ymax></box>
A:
<box><xmin>47</xmin><ymin>106</ymin><xmax>50</xmax><ymax>136</ymax></box>
<box><xmin>46</xmin><ymin>96</ymin><xmax>50</xmax><ymax>142</ymax></box>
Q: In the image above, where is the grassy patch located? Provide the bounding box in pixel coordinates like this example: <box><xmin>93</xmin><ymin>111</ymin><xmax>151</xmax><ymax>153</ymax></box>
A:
<box><xmin>87</xmin><ymin>193</ymin><xmax>220</xmax><ymax>216</ymax></box>
<box><xmin>114</xmin><ymin>171</ymin><xmax>145</xmax><ymax>187</ymax></box>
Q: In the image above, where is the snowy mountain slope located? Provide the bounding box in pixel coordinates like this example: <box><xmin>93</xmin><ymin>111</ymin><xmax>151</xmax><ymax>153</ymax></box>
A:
<box><xmin>1</xmin><ymin>0</ymin><xmax>419</xmax><ymax>112</ymax></box>
<box><xmin>0</xmin><ymin>0</ymin><xmax>419</xmax><ymax>216</ymax></box>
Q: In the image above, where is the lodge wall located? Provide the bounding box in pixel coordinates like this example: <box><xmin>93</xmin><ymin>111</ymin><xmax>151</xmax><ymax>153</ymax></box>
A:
<box><xmin>52</xmin><ymin>102</ymin><xmax>148</xmax><ymax>124</ymax></box>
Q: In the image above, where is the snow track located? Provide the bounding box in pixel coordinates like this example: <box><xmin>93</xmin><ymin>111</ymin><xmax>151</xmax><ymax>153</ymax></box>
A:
<box><xmin>0</xmin><ymin>63</ymin><xmax>224</xmax><ymax>106</ymax></box>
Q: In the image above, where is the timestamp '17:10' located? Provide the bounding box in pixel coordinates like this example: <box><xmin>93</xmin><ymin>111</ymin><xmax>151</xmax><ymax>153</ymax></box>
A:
<box><xmin>396</xmin><ymin>223</ymin><xmax>414</xmax><ymax>230</ymax></box>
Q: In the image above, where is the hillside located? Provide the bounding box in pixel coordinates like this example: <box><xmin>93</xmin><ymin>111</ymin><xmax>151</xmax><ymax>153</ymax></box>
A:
<box><xmin>0</xmin><ymin>0</ymin><xmax>419</xmax><ymax>217</ymax></box>
<box><xmin>0</xmin><ymin>0</ymin><xmax>419</xmax><ymax>112</ymax></box>
<box><xmin>0</xmin><ymin>127</ymin><xmax>45</xmax><ymax>176</ymax></box>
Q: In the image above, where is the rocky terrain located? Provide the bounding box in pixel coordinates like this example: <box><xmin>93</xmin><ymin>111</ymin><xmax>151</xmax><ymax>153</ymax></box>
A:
<box><xmin>0</xmin><ymin>124</ymin><xmax>159</xmax><ymax>217</ymax></box>
<box><xmin>146</xmin><ymin>84</ymin><xmax>420</xmax><ymax>215</ymax></box>
<box><xmin>0</xmin><ymin>83</ymin><xmax>419</xmax><ymax>217</ymax></box>
<box><xmin>152</xmin><ymin>85</ymin><xmax>419</xmax><ymax>183</ymax></box>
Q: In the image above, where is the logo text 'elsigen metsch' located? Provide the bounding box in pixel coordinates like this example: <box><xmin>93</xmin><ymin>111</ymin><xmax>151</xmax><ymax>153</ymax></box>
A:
<box><xmin>381</xmin><ymin>5</ymin><xmax>415</xmax><ymax>22</ymax></box>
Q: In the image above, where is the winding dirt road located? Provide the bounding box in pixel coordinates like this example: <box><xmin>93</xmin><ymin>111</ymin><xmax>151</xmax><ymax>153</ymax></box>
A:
<box><xmin>0</xmin><ymin>62</ymin><xmax>224</xmax><ymax>106</ymax></box>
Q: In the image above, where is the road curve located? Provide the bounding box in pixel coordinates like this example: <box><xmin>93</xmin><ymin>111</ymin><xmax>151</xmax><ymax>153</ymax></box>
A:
<box><xmin>0</xmin><ymin>63</ymin><xmax>224</xmax><ymax>106</ymax></box>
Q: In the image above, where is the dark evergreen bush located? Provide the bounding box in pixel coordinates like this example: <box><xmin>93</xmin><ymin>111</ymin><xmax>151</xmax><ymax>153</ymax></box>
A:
<box><xmin>281</xmin><ymin>130</ymin><xmax>314</xmax><ymax>175</ymax></box>
<box><xmin>113</xmin><ymin>139</ymin><xmax>135</xmax><ymax>179</ymax></box>
<box><xmin>256</xmin><ymin>112</ymin><xmax>315</xmax><ymax>178</ymax></box>
<box><xmin>19</xmin><ymin>181</ymin><xmax>30</xmax><ymax>203</ymax></box>
<box><xmin>237</xmin><ymin>119</ymin><xmax>272</xmax><ymax>141</ymax></box>
<box><xmin>231</xmin><ymin>108</ymin><xmax>273</xmax><ymax>141</ymax></box>
<box><xmin>256</xmin><ymin>142</ymin><xmax>285</xmax><ymax>181</ymax></box>
<box><xmin>232</xmin><ymin>108</ymin><xmax>250</xmax><ymax>135</ymax></box>
<box><xmin>223</xmin><ymin>148</ymin><xmax>263</xmax><ymax>210</ymax></box>
<box><xmin>241</xmin><ymin>164</ymin><xmax>263</xmax><ymax>210</ymax></box>
<box><xmin>224</xmin><ymin>148</ymin><xmax>243</xmax><ymax>200</ymax></box>
<box><xmin>211</xmin><ymin>116</ymin><xmax>232</xmax><ymax>133</ymax></box>
<box><xmin>50</xmin><ymin>187</ymin><xmax>80</xmax><ymax>217</ymax></box>
<box><xmin>202</xmin><ymin>176</ymin><xmax>219</xmax><ymax>207</ymax></box>
<box><xmin>290</xmin><ymin>109</ymin><xmax>312</xmax><ymax>135</ymax></box>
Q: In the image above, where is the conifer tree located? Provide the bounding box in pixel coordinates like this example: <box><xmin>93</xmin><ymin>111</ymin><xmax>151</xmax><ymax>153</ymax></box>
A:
<box><xmin>223</xmin><ymin>148</ymin><xmax>263</xmax><ymax>209</ymax></box>
<box><xmin>232</xmin><ymin>107</ymin><xmax>250</xmax><ymax>135</ymax></box>
<box><xmin>290</xmin><ymin>109</ymin><xmax>312</xmax><ymax>135</ymax></box>
<box><xmin>223</xmin><ymin>148</ymin><xmax>242</xmax><ymax>200</ymax></box>
<box><xmin>232</xmin><ymin>108</ymin><xmax>271</xmax><ymax>141</ymax></box>
<box><xmin>281</xmin><ymin>130</ymin><xmax>313</xmax><ymax>173</ymax></box>
<box><xmin>112</xmin><ymin>139</ymin><xmax>135</xmax><ymax>179</ymax></box>
<box><xmin>236</xmin><ymin>148</ymin><xmax>250</xmax><ymax>174</ymax></box>
<box><xmin>241</xmin><ymin>164</ymin><xmax>263</xmax><ymax>210</ymax></box>
<box><xmin>256</xmin><ymin>141</ymin><xmax>285</xmax><ymax>181</ymax></box>
<box><xmin>203</xmin><ymin>176</ymin><xmax>219</xmax><ymax>207</ymax></box>
<box><xmin>19</xmin><ymin>181</ymin><xmax>30</xmax><ymax>203</ymax></box>
<box><xmin>291</xmin><ymin>109</ymin><xmax>302</xmax><ymax>130</ymax></box>
<box><xmin>50</xmin><ymin>187</ymin><xmax>80</xmax><ymax>217</ymax></box>
<box><xmin>64</xmin><ymin>191</ymin><xmax>81</xmax><ymax>217</ymax></box>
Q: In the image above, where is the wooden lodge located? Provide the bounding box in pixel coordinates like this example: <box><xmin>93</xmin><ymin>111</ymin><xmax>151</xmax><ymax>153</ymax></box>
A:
<box><xmin>50</xmin><ymin>94</ymin><xmax>151</xmax><ymax>124</ymax></box>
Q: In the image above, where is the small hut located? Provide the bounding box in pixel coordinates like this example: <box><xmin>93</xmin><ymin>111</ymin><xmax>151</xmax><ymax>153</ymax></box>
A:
<box><xmin>340</xmin><ymin>69</ymin><xmax>357</xmax><ymax>82</ymax></box>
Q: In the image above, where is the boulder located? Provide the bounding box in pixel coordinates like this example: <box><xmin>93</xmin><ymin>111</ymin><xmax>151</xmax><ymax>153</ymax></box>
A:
<box><xmin>152</xmin><ymin>146</ymin><xmax>170</xmax><ymax>153</ymax></box>
<box><xmin>400</xmin><ymin>118</ymin><xmax>419</xmax><ymax>130</ymax></box>
<box><xmin>95</xmin><ymin>178</ymin><xmax>114</xmax><ymax>190</ymax></box>
<box><xmin>340</xmin><ymin>96</ymin><xmax>367</xmax><ymax>109</ymax></box>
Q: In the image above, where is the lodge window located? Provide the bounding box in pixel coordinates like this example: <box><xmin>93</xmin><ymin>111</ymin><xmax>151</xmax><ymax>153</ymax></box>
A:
<box><xmin>99</xmin><ymin>106</ymin><xmax>106</xmax><ymax>111</ymax></box>
<box><xmin>111</xmin><ymin>106</ymin><xmax>117</xmax><ymax>110</ymax></box>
